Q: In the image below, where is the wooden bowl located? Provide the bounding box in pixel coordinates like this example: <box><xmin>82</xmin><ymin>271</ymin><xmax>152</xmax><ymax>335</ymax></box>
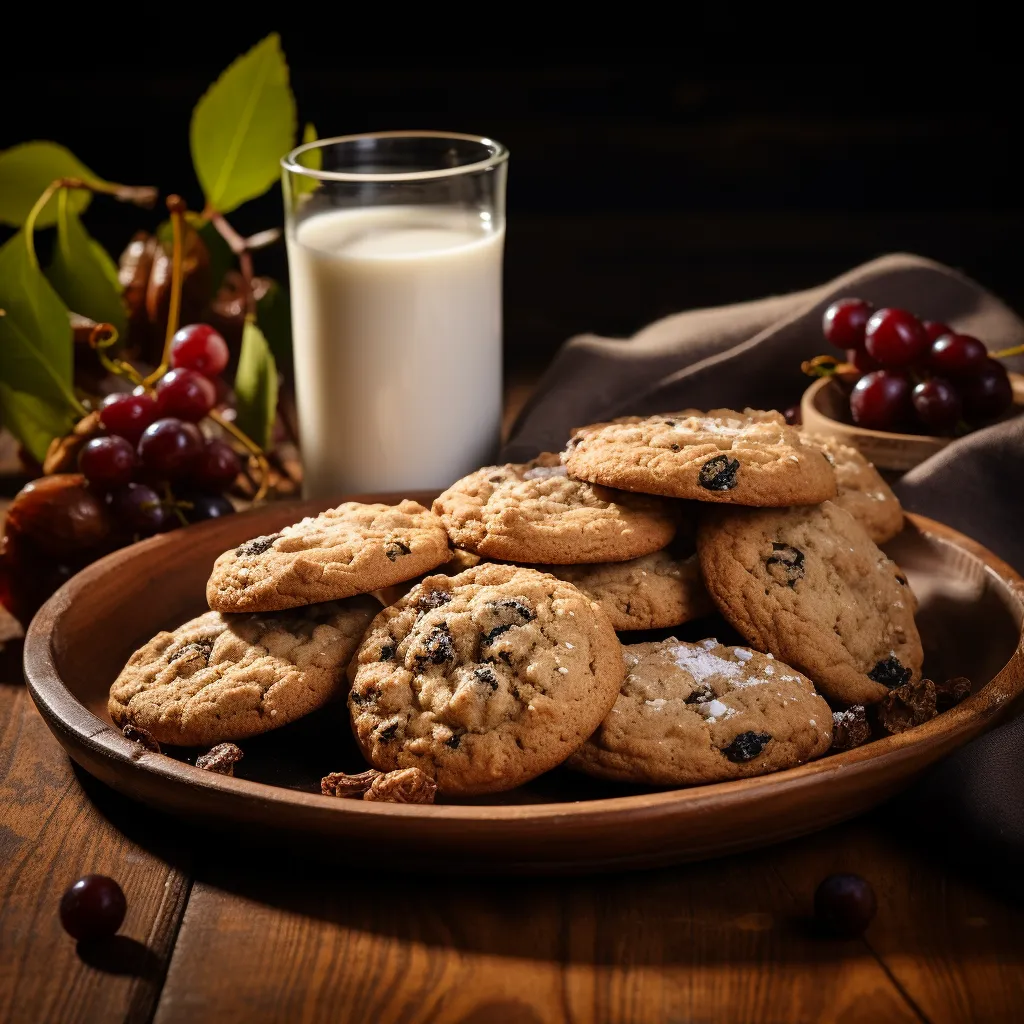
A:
<box><xmin>23</xmin><ymin>495</ymin><xmax>1024</xmax><ymax>875</ymax></box>
<box><xmin>800</xmin><ymin>372</ymin><xmax>1024</xmax><ymax>471</ymax></box>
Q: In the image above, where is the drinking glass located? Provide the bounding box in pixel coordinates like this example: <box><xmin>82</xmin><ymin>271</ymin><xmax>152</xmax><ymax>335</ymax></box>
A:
<box><xmin>281</xmin><ymin>131</ymin><xmax>509</xmax><ymax>498</ymax></box>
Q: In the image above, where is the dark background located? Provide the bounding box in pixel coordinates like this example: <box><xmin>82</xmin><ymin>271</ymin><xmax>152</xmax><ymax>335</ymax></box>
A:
<box><xmin>3</xmin><ymin>40</ymin><xmax>1021</xmax><ymax>379</ymax></box>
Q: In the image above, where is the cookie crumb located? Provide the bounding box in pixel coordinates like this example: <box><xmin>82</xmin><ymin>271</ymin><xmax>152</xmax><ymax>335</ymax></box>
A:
<box><xmin>364</xmin><ymin>767</ymin><xmax>437</xmax><ymax>804</ymax></box>
<box><xmin>935</xmin><ymin>675</ymin><xmax>972</xmax><ymax>711</ymax></box>
<box><xmin>321</xmin><ymin>768</ymin><xmax>381</xmax><ymax>798</ymax></box>
<box><xmin>122</xmin><ymin>724</ymin><xmax>161</xmax><ymax>754</ymax></box>
<box><xmin>831</xmin><ymin>706</ymin><xmax>871</xmax><ymax>751</ymax></box>
<box><xmin>875</xmin><ymin>678</ymin><xmax>937</xmax><ymax>735</ymax></box>
<box><xmin>195</xmin><ymin>742</ymin><xmax>244</xmax><ymax>776</ymax></box>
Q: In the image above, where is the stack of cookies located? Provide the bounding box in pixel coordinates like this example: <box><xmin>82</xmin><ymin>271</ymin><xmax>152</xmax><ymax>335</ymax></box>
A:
<box><xmin>108</xmin><ymin>407</ymin><xmax>962</xmax><ymax>801</ymax></box>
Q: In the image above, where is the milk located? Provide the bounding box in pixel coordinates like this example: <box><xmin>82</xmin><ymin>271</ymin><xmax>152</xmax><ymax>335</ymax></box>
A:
<box><xmin>286</xmin><ymin>205</ymin><xmax>504</xmax><ymax>497</ymax></box>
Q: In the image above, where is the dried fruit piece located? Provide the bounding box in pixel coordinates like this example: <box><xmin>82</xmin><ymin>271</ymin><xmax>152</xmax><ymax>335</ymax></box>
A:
<box><xmin>122</xmin><ymin>723</ymin><xmax>161</xmax><ymax>753</ymax></box>
<box><xmin>363</xmin><ymin>767</ymin><xmax>437</xmax><ymax>804</ymax></box>
<box><xmin>236</xmin><ymin>534</ymin><xmax>280</xmax><ymax>557</ymax></box>
<box><xmin>935</xmin><ymin>675</ymin><xmax>972</xmax><ymax>711</ymax></box>
<box><xmin>875</xmin><ymin>678</ymin><xmax>937</xmax><ymax>735</ymax></box>
<box><xmin>830</xmin><ymin>706</ymin><xmax>871</xmax><ymax>752</ymax></box>
<box><xmin>195</xmin><ymin>742</ymin><xmax>244</xmax><ymax>776</ymax></box>
<box><xmin>765</xmin><ymin>543</ymin><xmax>805</xmax><ymax>587</ymax></box>
<box><xmin>721</xmin><ymin>731</ymin><xmax>771</xmax><ymax>762</ymax></box>
<box><xmin>868</xmin><ymin>656</ymin><xmax>911</xmax><ymax>689</ymax></box>
<box><xmin>321</xmin><ymin>769</ymin><xmax>382</xmax><ymax>797</ymax></box>
<box><xmin>698</xmin><ymin>455</ymin><xmax>740</xmax><ymax>491</ymax></box>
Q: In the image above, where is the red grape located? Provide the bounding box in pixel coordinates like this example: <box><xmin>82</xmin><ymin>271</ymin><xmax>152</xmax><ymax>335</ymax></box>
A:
<box><xmin>182</xmin><ymin>493</ymin><xmax>236</xmax><ymax>522</ymax></box>
<box><xmin>99</xmin><ymin>392</ymin><xmax>158</xmax><ymax>445</ymax></box>
<box><xmin>864</xmin><ymin>308</ymin><xmax>929</xmax><ymax>367</ymax></box>
<box><xmin>137</xmin><ymin>418</ymin><xmax>203</xmax><ymax>479</ymax></box>
<box><xmin>59</xmin><ymin>875</ymin><xmax>126</xmax><ymax>941</ymax></box>
<box><xmin>823</xmin><ymin>298</ymin><xmax>873</xmax><ymax>351</ymax></box>
<box><xmin>155</xmin><ymin>369</ymin><xmax>217</xmax><ymax>423</ymax></box>
<box><xmin>930</xmin><ymin>333</ymin><xmax>988</xmax><ymax>377</ymax></box>
<box><xmin>849</xmin><ymin>370</ymin><xmax>912</xmax><ymax>430</ymax></box>
<box><xmin>109</xmin><ymin>483</ymin><xmax>173</xmax><ymax>535</ymax></box>
<box><xmin>170</xmin><ymin>323</ymin><xmax>230</xmax><ymax>377</ymax></box>
<box><xmin>78</xmin><ymin>436</ymin><xmax>136</xmax><ymax>488</ymax></box>
<box><xmin>194</xmin><ymin>440</ymin><xmax>242</xmax><ymax>491</ymax></box>
<box><xmin>846</xmin><ymin>347</ymin><xmax>881</xmax><ymax>375</ymax></box>
<box><xmin>912</xmin><ymin>378</ymin><xmax>962</xmax><ymax>431</ymax></box>
<box><xmin>923</xmin><ymin>320</ymin><xmax>952</xmax><ymax>344</ymax></box>
<box><xmin>814</xmin><ymin>874</ymin><xmax>876</xmax><ymax>938</ymax></box>
<box><xmin>961</xmin><ymin>359</ymin><xmax>1014</xmax><ymax>422</ymax></box>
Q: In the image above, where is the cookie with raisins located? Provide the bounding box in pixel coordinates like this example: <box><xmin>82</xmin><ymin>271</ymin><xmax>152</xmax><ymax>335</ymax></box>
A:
<box><xmin>109</xmin><ymin>597</ymin><xmax>378</xmax><ymax>746</ymax></box>
<box><xmin>347</xmin><ymin>564</ymin><xmax>624</xmax><ymax>795</ymax></box>
<box><xmin>562</xmin><ymin>409</ymin><xmax>836</xmax><ymax>506</ymax></box>
<box><xmin>207</xmin><ymin>500</ymin><xmax>451</xmax><ymax>613</ymax></box>
<box><xmin>568</xmin><ymin>639</ymin><xmax>832</xmax><ymax>785</ymax></box>
<box><xmin>697</xmin><ymin>500</ymin><xmax>922</xmax><ymax>706</ymax></box>
<box><xmin>433</xmin><ymin>452</ymin><xmax>678</xmax><ymax>564</ymax></box>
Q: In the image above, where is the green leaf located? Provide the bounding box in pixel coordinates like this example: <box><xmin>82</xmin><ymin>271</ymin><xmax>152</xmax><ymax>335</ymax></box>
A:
<box><xmin>0</xmin><ymin>382</ymin><xmax>74</xmax><ymax>464</ymax></box>
<box><xmin>294</xmin><ymin>123</ymin><xmax>321</xmax><ymax>197</ymax></box>
<box><xmin>46</xmin><ymin>200</ymin><xmax>127</xmax><ymax>337</ymax></box>
<box><xmin>0</xmin><ymin>141</ymin><xmax>104</xmax><ymax>228</ymax></box>
<box><xmin>190</xmin><ymin>33</ymin><xmax>297</xmax><ymax>214</ymax></box>
<box><xmin>234</xmin><ymin>319</ymin><xmax>278</xmax><ymax>449</ymax></box>
<box><xmin>0</xmin><ymin>231</ymin><xmax>74</xmax><ymax>397</ymax></box>
<box><xmin>255</xmin><ymin>279</ymin><xmax>292</xmax><ymax>374</ymax></box>
<box><xmin>0</xmin><ymin>310</ymin><xmax>77</xmax><ymax>412</ymax></box>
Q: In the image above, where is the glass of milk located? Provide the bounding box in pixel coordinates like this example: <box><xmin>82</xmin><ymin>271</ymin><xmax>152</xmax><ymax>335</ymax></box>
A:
<box><xmin>281</xmin><ymin>131</ymin><xmax>509</xmax><ymax>499</ymax></box>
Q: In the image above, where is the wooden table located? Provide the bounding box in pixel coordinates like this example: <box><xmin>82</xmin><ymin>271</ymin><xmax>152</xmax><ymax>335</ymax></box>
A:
<box><xmin>2</xmin><ymin>633</ymin><xmax>1024</xmax><ymax>1023</ymax></box>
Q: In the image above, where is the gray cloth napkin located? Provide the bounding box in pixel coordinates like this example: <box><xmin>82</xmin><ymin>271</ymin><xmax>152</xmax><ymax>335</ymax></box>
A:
<box><xmin>503</xmin><ymin>252</ymin><xmax>1024</xmax><ymax>865</ymax></box>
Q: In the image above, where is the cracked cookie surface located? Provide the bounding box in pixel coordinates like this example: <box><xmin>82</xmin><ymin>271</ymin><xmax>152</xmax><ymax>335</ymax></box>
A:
<box><xmin>109</xmin><ymin>597</ymin><xmax>379</xmax><ymax>745</ymax></box>
<box><xmin>697</xmin><ymin>500</ymin><xmax>922</xmax><ymax>706</ymax></box>
<box><xmin>568</xmin><ymin>639</ymin><xmax>833</xmax><ymax>785</ymax></box>
<box><xmin>433</xmin><ymin>453</ymin><xmax>678</xmax><ymax>563</ymax></box>
<box><xmin>207</xmin><ymin>500</ymin><xmax>451</xmax><ymax>613</ymax></box>
<box><xmin>348</xmin><ymin>563</ymin><xmax>624</xmax><ymax>794</ymax></box>
<box><xmin>532</xmin><ymin>549</ymin><xmax>714</xmax><ymax>632</ymax></box>
<box><xmin>800</xmin><ymin>432</ymin><xmax>903</xmax><ymax>543</ymax></box>
<box><xmin>563</xmin><ymin>409</ymin><xmax>836</xmax><ymax>506</ymax></box>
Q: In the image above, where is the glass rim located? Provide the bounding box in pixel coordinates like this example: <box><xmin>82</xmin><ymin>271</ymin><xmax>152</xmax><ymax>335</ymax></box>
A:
<box><xmin>281</xmin><ymin>130</ymin><xmax>508</xmax><ymax>183</ymax></box>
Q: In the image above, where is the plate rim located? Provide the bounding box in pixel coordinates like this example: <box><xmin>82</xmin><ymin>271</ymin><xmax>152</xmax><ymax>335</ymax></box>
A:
<box><xmin>22</xmin><ymin>509</ymin><xmax>1024</xmax><ymax>827</ymax></box>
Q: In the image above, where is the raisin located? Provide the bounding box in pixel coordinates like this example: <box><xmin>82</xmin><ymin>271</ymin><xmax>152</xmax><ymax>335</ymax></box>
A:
<box><xmin>474</xmin><ymin>666</ymin><xmax>499</xmax><ymax>691</ymax></box>
<box><xmin>895</xmin><ymin>572</ymin><xmax>909</xmax><ymax>587</ymax></box>
<box><xmin>482</xmin><ymin>623</ymin><xmax>512</xmax><ymax>645</ymax></box>
<box><xmin>195</xmin><ymin>742</ymin><xmax>243</xmax><ymax>776</ymax></box>
<box><xmin>122</xmin><ymin>724</ymin><xmax>161</xmax><ymax>753</ymax></box>
<box><xmin>350</xmin><ymin>688</ymin><xmax>377</xmax><ymax>707</ymax></box>
<box><xmin>830</xmin><ymin>706</ymin><xmax>871</xmax><ymax>751</ymax></box>
<box><xmin>935</xmin><ymin>675</ymin><xmax>972</xmax><ymax>710</ymax></box>
<box><xmin>445</xmin><ymin>733</ymin><xmax>461</xmax><ymax>750</ymax></box>
<box><xmin>684</xmin><ymin>684</ymin><xmax>713</xmax><ymax>704</ymax></box>
<box><xmin>698</xmin><ymin>454</ymin><xmax>740</xmax><ymax>491</ymax></box>
<box><xmin>169</xmin><ymin>639</ymin><xmax>214</xmax><ymax>665</ymax></box>
<box><xmin>418</xmin><ymin>624</ymin><xmax>455</xmax><ymax>665</ymax></box>
<box><xmin>490</xmin><ymin>598</ymin><xmax>534</xmax><ymax>622</ymax></box>
<box><xmin>875</xmin><ymin>679</ymin><xmax>937</xmax><ymax>734</ymax></box>
<box><xmin>384</xmin><ymin>539</ymin><xmax>411</xmax><ymax>562</ymax></box>
<box><xmin>868</xmin><ymin>656</ymin><xmax>911</xmax><ymax>689</ymax></box>
<box><xmin>377</xmin><ymin>722</ymin><xmax>399</xmax><ymax>742</ymax></box>
<box><xmin>417</xmin><ymin>590</ymin><xmax>452</xmax><ymax>612</ymax></box>
<box><xmin>488</xmin><ymin>473</ymin><xmax>506</xmax><ymax>483</ymax></box>
<box><xmin>765</xmin><ymin>543</ymin><xmax>805</xmax><ymax>587</ymax></box>
<box><xmin>235</xmin><ymin>533</ymin><xmax>280</xmax><ymax>557</ymax></box>
<box><xmin>664</xmin><ymin>419</ymin><xmax>677</xmax><ymax>426</ymax></box>
<box><xmin>321</xmin><ymin>769</ymin><xmax>380</xmax><ymax>798</ymax></box>
<box><xmin>379</xmin><ymin>643</ymin><xmax>395</xmax><ymax>661</ymax></box>
<box><xmin>721</xmin><ymin>731</ymin><xmax>771</xmax><ymax>762</ymax></box>
<box><xmin>670</xmin><ymin>443</ymin><xmax>681</xmax><ymax>451</ymax></box>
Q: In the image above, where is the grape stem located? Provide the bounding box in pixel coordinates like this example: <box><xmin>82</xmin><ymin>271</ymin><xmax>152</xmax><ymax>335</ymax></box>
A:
<box><xmin>209</xmin><ymin>408</ymin><xmax>271</xmax><ymax>503</ymax></box>
<box><xmin>23</xmin><ymin>178</ymin><xmax>157</xmax><ymax>269</ymax></box>
<box><xmin>142</xmin><ymin>196</ymin><xmax>188</xmax><ymax>387</ymax></box>
<box><xmin>87</xmin><ymin>324</ymin><xmax>146</xmax><ymax>389</ymax></box>
<box><xmin>991</xmin><ymin>344</ymin><xmax>1024</xmax><ymax>360</ymax></box>
<box><xmin>205</xmin><ymin>209</ymin><xmax>257</xmax><ymax>319</ymax></box>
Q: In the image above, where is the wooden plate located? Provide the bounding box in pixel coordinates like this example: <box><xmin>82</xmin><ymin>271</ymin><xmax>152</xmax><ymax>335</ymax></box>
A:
<box><xmin>800</xmin><ymin>372</ymin><xmax>1024</xmax><ymax>471</ymax></box>
<box><xmin>23</xmin><ymin>495</ymin><xmax>1024</xmax><ymax>875</ymax></box>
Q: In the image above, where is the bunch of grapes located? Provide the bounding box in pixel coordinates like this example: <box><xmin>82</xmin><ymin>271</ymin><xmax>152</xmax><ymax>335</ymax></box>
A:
<box><xmin>822</xmin><ymin>298</ymin><xmax>1014</xmax><ymax>433</ymax></box>
<box><xmin>85</xmin><ymin>323</ymin><xmax>242</xmax><ymax>534</ymax></box>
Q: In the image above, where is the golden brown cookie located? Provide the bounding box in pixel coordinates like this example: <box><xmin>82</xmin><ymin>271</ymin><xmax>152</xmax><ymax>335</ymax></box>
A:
<box><xmin>532</xmin><ymin>549</ymin><xmax>714</xmax><ymax>632</ymax></box>
<box><xmin>697</xmin><ymin>501</ymin><xmax>922</xmax><ymax>706</ymax></box>
<box><xmin>563</xmin><ymin>409</ymin><xmax>837</xmax><ymax>506</ymax></box>
<box><xmin>433</xmin><ymin>453</ymin><xmax>678</xmax><ymax>563</ymax></box>
<box><xmin>568</xmin><ymin>638</ymin><xmax>833</xmax><ymax>785</ymax></box>
<box><xmin>348</xmin><ymin>563</ymin><xmax>624</xmax><ymax>794</ymax></box>
<box><xmin>109</xmin><ymin>597</ymin><xmax>379</xmax><ymax>746</ymax></box>
<box><xmin>800</xmin><ymin>433</ymin><xmax>903</xmax><ymax>543</ymax></box>
<box><xmin>207</xmin><ymin>500</ymin><xmax>451</xmax><ymax>613</ymax></box>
